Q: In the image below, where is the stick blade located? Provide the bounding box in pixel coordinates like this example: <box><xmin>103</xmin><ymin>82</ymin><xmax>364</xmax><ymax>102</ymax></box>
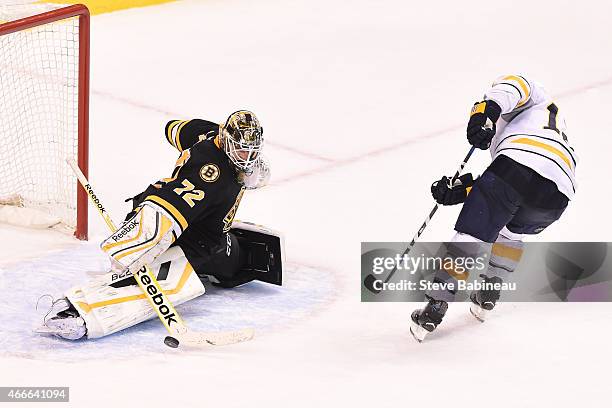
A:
<box><xmin>363</xmin><ymin>274</ymin><xmax>382</xmax><ymax>294</ymax></box>
<box><xmin>178</xmin><ymin>328</ymin><xmax>255</xmax><ymax>347</ymax></box>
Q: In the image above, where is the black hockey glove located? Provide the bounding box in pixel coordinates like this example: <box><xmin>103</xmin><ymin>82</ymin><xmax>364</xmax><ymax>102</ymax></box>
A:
<box><xmin>123</xmin><ymin>189</ymin><xmax>149</xmax><ymax>221</ymax></box>
<box><xmin>431</xmin><ymin>174</ymin><xmax>474</xmax><ymax>205</ymax></box>
<box><xmin>467</xmin><ymin>100</ymin><xmax>501</xmax><ymax>150</ymax></box>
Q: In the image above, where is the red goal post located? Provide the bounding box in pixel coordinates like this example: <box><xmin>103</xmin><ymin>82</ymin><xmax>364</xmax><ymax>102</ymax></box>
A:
<box><xmin>0</xmin><ymin>4</ymin><xmax>90</xmax><ymax>240</ymax></box>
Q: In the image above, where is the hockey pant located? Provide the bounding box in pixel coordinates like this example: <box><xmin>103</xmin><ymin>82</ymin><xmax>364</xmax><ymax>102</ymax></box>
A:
<box><xmin>427</xmin><ymin>155</ymin><xmax>568</xmax><ymax>302</ymax></box>
<box><xmin>455</xmin><ymin>155</ymin><xmax>568</xmax><ymax>243</ymax></box>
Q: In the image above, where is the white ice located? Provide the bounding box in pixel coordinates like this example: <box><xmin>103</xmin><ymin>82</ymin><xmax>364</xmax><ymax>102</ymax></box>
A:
<box><xmin>1</xmin><ymin>0</ymin><xmax>612</xmax><ymax>407</ymax></box>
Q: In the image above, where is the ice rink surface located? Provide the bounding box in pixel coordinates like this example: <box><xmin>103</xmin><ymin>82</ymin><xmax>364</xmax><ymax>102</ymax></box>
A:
<box><xmin>1</xmin><ymin>0</ymin><xmax>612</xmax><ymax>406</ymax></box>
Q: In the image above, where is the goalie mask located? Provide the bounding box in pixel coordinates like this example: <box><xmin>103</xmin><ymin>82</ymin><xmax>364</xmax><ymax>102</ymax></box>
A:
<box><xmin>221</xmin><ymin>110</ymin><xmax>263</xmax><ymax>173</ymax></box>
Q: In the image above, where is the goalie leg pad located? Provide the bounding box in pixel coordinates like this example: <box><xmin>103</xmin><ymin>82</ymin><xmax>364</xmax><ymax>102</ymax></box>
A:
<box><xmin>100</xmin><ymin>202</ymin><xmax>178</xmax><ymax>273</ymax></box>
<box><xmin>66</xmin><ymin>248</ymin><xmax>204</xmax><ymax>339</ymax></box>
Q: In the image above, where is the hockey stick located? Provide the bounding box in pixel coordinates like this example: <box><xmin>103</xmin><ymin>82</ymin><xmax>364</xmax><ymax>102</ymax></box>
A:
<box><xmin>67</xmin><ymin>159</ymin><xmax>254</xmax><ymax>347</ymax></box>
<box><xmin>363</xmin><ymin>146</ymin><xmax>477</xmax><ymax>294</ymax></box>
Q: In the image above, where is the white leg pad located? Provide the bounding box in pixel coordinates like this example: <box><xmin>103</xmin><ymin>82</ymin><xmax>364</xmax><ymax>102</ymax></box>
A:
<box><xmin>66</xmin><ymin>249</ymin><xmax>205</xmax><ymax>339</ymax></box>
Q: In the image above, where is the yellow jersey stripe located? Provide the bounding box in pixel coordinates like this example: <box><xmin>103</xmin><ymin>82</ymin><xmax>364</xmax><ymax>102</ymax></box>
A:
<box><xmin>144</xmin><ymin>195</ymin><xmax>188</xmax><ymax>231</ymax></box>
<box><xmin>166</xmin><ymin>120</ymin><xmax>181</xmax><ymax>146</ymax></box>
<box><xmin>516</xmin><ymin>98</ymin><xmax>529</xmax><ymax>108</ymax></box>
<box><xmin>76</xmin><ymin>263</ymin><xmax>195</xmax><ymax>314</ymax></box>
<box><xmin>174</xmin><ymin>120</ymin><xmax>192</xmax><ymax>152</ymax></box>
<box><xmin>511</xmin><ymin>137</ymin><xmax>572</xmax><ymax>168</ymax></box>
<box><xmin>160</xmin><ymin>150</ymin><xmax>190</xmax><ymax>184</ymax></box>
<box><xmin>502</xmin><ymin>75</ymin><xmax>530</xmax><ymax>106</ymax></box>
<box><xmin>172</xmin><ymin>121</ymin><xmax>185</xmax><ymax>149</ymax></box>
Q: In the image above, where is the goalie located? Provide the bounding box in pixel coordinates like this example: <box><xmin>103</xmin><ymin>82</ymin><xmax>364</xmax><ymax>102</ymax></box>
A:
<box><xmin>35</xmin><ymin>110</ymin><xmax>284</xmax><ymax>340</ymax></box>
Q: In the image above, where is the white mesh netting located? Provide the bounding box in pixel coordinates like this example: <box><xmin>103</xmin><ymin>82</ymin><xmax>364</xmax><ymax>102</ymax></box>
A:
<box><xmin>0</xmin><ymin>2</ymin><xmax>81</xmax><ymax>229</ymax></box>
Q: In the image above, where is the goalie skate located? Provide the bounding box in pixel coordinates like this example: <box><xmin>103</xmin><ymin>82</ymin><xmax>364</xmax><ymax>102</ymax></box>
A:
<box><xmin>34</xmin><ymin>297</ymin><xmax>86</xmax><ymax>340</ymax></box>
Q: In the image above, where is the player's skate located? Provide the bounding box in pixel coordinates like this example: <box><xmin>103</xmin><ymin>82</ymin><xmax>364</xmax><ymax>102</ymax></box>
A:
<box><xmin>469</xmin><ymin>274</ymin><xmax>503</xmax><ymax>322</ymax></box>
<box><xmin>34</xmin><ymin>297</ymin><xmax>87</xmax><ymax>340</ymax></box>
<box><xmin>410</xmin><ymin>295</ymin><xmax>448</xmax><ymax>342</ymax></box>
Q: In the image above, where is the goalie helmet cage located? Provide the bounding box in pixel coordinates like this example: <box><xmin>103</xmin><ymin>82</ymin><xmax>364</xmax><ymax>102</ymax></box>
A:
<box><xmin>0</xmin><ymin>4</ymin><xmax>90</xmax><ymax>240</ymax></box>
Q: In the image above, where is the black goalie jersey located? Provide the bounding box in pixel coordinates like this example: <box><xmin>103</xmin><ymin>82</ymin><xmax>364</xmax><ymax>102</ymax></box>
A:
<box><xmin>134</xmin><ymin>119</ymin><xmax>245</xmax><ymax>264</ymax></box>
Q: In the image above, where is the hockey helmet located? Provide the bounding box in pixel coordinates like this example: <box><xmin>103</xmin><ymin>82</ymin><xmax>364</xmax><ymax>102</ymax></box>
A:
<box><xmin>221</xmin><ymin>110</ymin><xmax>263</xmax><ymax>173</ymax></box>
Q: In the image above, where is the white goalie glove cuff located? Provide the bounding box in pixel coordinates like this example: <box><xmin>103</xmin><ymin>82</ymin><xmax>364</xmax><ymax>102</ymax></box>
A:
<box><xmin>100</xmin><ymin>202</ymin><xmax>178</xmax><ymax>273</ymax></box>
<box><xmin>241</xmin><ymin>156</ymin><xmax>271</xmax><ymax>189</ymax></box>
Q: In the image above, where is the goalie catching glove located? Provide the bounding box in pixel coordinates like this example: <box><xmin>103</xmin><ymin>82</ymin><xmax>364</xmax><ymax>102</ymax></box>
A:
<box><xmin>100</xmin><ymin>202</ymin><xmax>179</xmax><ymax>273</ymax></box>
<box><xmin>431</xmin><ymin>174</ymin><xmax>474</xmax><ymax>205</ymax></box>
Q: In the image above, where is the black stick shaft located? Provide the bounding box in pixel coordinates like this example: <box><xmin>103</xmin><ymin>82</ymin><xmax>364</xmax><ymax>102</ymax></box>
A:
<box><xmin>382</xmin><ymin>146</ymin><xmax>476</xmax><ymax>285</ymax></box>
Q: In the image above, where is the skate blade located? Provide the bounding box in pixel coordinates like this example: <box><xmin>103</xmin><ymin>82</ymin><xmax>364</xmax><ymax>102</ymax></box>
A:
<box><xmin>33</xmin><ymin>316</ymin><xmax>86</xmax><ymax>340</ymax></box>
<box><xmin>409</xmin><ymin>321</ymin><xmax>429</xmax><ymax>343</ymax></box>
<box><xmin>33</xmin><ymin>325</ymin><xmax>55</xmax><ymax>335</ymax></box>
<box><xmin>469</xmin><ymin>304</ymin><xmax>488</xmax><ymax>322</ymax></box>
<box><xmin>33</xmin><ymin>325</ymin><xmax>72</xmax><ymax>337</ymax></box>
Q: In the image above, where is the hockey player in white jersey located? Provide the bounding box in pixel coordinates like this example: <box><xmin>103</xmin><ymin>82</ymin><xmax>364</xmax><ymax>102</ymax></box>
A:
<box><xmin>411</xmin><ymin>75</ymin><xmax>577</xmax><ymax>342</ymax></box>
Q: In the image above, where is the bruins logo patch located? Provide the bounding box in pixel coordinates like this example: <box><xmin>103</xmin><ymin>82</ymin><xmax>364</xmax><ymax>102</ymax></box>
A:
<box><xmin>200</xmin><ymin>164</ymin><xmax>220</xmax><ymax>182</ymax></box>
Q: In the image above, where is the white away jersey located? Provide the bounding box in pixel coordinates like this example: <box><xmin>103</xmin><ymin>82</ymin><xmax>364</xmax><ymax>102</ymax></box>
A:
<box><xmin>485</xmin><ymin>74</ymin><xmax>578</xmax><ymax>200</ymax></box>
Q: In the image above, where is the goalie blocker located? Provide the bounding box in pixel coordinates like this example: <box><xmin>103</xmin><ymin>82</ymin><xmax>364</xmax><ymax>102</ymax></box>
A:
<box><xmin>194</xmin><ymin>221</ymin><xmax>284</xmax><ymax>289</ymax></box>
<box><xmin>64</xmin><ymin>218</ymin><xmax>283</xmax><ymax>339</ymax></box>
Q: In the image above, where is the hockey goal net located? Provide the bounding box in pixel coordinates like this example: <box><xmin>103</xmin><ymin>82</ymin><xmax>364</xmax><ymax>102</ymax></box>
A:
<box><xmin>0</xmin><ymin>3</ymin><xmax>89</xmax><ymax>239</ymax></box>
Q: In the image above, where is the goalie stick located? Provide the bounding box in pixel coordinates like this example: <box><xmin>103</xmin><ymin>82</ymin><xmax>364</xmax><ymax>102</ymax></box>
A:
<box><xmin>66</xmin><ymin>158</ymin><xmax>254</xmax><ymax>348</ymax></box>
